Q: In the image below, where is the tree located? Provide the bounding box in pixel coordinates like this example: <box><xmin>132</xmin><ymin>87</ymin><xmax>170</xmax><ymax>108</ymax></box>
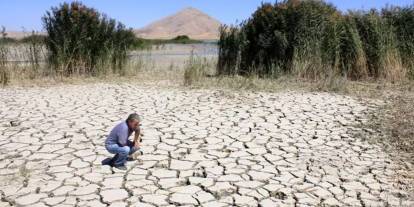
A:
<box><xmin>42</xmin><ymin>1</ymin><xmax>135</xmax><ymax>75</ymax></box>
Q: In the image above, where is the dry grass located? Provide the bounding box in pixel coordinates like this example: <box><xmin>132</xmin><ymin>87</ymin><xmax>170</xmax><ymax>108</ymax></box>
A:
<box><xmin>352</xmin><ymin>82</ymin><xmax>414</xmax><ymax>157</ymax></box>
<box><xmin>1</xmin><ymin>69</ymin><xmax>182</xmax><ymax>88</ymax></box>
<box><xmin>382</xmin><ymin>93</ymin><xmax>414</xmax><ymax>195</ymax></box>
<box><xmin>186</xmin><ymin>75</ymin><xmax>312</xmax><ymax>92</ymax></box>
<box><xmin>389</xmin><ymin>96</ymin><xmax>414</xmax><ymax>154</ymax></box>
<box><xmin>348</xmin><ymin>81</ymin><xmax>414</xmax><ymax>197</ymax></box>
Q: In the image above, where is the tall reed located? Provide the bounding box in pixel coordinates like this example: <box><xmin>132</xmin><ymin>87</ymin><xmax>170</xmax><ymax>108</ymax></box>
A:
<box><xmin>0</xmin><ymin>27</ymin><xmax>10</xmax><ymax>86</ymax></box>
<box><xmin>218</xmin><ymin>0</ymin><xmax>414</xmax><ymax>81</ymax></box>
<box><xmin>383</xmin><ymin>5</ymin><xmax>414</xmax><ymax>79</ymax></box>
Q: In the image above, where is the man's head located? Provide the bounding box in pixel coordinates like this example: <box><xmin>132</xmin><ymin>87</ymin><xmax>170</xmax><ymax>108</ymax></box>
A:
<box><xmin>126</xmin><ymin>113</ymin><xmax>141</xmax><ymax>131</ymax></box>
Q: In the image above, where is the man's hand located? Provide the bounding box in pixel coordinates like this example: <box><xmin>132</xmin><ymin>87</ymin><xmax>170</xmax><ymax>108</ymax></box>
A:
<box><xmin>133</xmin><ymin>140</ymin><xmax>140</xmax><ymax>148</ymax></box>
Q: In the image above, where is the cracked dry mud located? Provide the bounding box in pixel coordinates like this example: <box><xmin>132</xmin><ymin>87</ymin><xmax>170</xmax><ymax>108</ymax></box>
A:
<box><xmin>0</xmin><ymin>84</ymin><xmax>412</xmax><ymax>207</ymax></box>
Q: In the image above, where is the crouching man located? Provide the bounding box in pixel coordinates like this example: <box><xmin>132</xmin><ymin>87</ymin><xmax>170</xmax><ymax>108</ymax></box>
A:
<box><xmin>103</xmin><ymin>113</ymin><xmax>142</xmax><ymax>170</ymax></box>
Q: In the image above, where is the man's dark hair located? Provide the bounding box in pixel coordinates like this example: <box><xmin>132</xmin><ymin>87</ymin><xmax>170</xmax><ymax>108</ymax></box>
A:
<box><xmin>126</xmin><ymin>113</ymin><xmax>141</xmax><ymax>122</ymax></box>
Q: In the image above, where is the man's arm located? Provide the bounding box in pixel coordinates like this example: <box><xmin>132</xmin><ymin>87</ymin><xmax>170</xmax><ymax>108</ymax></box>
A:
<box><xmin>133</xmin><ymin>127</ymin><xmax>141</xmax><ymax>147</ymax></box>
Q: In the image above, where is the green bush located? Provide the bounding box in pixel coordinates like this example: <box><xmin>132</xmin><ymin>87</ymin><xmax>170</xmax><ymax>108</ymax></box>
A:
<box><xmin>218</xmin><ymin>1</ymin><xmax>339</xmax><ymax>78</ymax></box>
<box><xmin>352</xmin><ymin>10</ymin><xmax>405</xmax><ymax>80</ymax></box>
<box><xmin>288</xmin><ymin>0</ymin><xmax>339</xmax><ymax>78</ymax></box>
<box><xmin>183</xmin><ymin>52</ymin><xmax>209</xmax><ymax>86</ymax></box>
<box><xmin>337</xmin><ymin>16</ymin><xmax>368</xmax><ymax>79</ymax></box>
<box><xmin>143</xmin><ymin>36</ymin><xmax>202</xmax><ymax>45</ymax></box>
<box><xmin>173</xmin><ymin>35</ymin><xmax>190</xmax><ymax>41</ymax></box>
<box><xmin>130</xmin><ymin>37</ymin><xmax>151</xmax><ymax>50</ymax></box>
<box><xmin>0</xmin><ymin>27</ymin><xmax>10</xmax><ymax>86</ymax></box>
<box><xmin>239</xmin><ymin>2</ymin><xmax>290</xmax><ymax>76</ymax></box>
<box><xmin>218</xmin><ymin>0</ymin><xmax>414</xmax><ymax>81</ymax></box>
<box><xmin>383</xmin><ymin>5</ymin><xmax>414</xmax><ymax>79</ymax></box>
<box><xmin>217</xmin><ymin>25</ymin><xmax>245</xmax><ymax>75</ymax></box>
<box><xmin>42</xmin><ymin>2</ymin><xmax>135</xmax><ymax>76</ymax></box>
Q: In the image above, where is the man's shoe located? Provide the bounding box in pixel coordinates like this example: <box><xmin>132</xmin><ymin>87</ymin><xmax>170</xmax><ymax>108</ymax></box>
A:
<box><xmin>114</xmin><ymin>165</ymin><xmax>127</xmax><ymax>170</ymax></box>
<box><xmin>101</xmin><ymin>158</ymin><xmax>114</xmax><ymax>166</ymax></box>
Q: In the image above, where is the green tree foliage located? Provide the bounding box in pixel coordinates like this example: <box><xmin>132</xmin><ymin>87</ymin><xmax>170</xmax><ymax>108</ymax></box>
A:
<box><xmin>42</xmin><ymin>1</ymin><xmax>135</xmax><ymax>76</ymax></box>
<box><xmin>218</xmin><ymin>0</ymin><xmax>414</xmax><ymax>80</ymax></box>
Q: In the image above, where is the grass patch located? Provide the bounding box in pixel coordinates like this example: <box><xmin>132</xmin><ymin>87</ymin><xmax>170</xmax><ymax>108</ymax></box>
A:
<box><xmin>183</xmin><ymin>52</ymin><xmax>213</xmax><ymax>86</ymax></box>
<box><xmin>354</xmin><ymin>85</ymin><xmax>414</xmax><ymax>158</ymax></box>
<box><xmin>350</xmin><ymin>83</ymin><xmax>414</xmax><ymax>197</ymax></box>
<box><xmin>388</xmin><ymin>95</ymin><xmax>414</xmax><ymax>154</ymax></box>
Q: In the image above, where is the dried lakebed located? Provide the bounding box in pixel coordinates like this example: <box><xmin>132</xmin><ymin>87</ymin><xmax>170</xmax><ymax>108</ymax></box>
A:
<box><xmin>0</xmin><ymin>84</ymin><xmax>412</xmax><ymax>207</ymax></box>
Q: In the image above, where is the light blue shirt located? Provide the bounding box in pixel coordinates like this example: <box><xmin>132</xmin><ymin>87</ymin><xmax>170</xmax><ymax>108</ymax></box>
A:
<box><xmin>105</xmin><ymin>121</ymin><xmax>132</xmax><ymax>146</ymax></box>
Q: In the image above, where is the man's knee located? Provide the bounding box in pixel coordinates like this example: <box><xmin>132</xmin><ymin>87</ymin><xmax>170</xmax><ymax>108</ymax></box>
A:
<box><xmin>119</xmin><ymin>146</ymin><xmax>130</xmax><ymax>155</ymax></box>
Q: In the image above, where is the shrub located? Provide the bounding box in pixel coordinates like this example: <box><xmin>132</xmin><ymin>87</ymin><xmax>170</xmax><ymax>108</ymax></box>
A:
<box><xmin>383</xmin><ymin>5</ymin><xmax>414</xmax><ymax>79</ymax></box>
<box><xmin>142</xmin><ymin>35</ymin><xmax>202</xmax><ymax>45</ymax></box>
<box><xmin>42</xmin><ymin>1</ymin><xmax>135</xmax><ymax>76</ymax></box>
<box><xmin>0</xmin><ymin>27</ymin><xmax>10</xmax><ymax>86</ymax></box>
<box><xmin>218</xmin><ymin>0</ymin><xmax>414</xmax><ymax>81</ymax></box>
<box><xmin>0</xmin><ymin>44</ymin><xmax>9</xmax><ymax>86</ymax></box>
<box><xmin>130</xmin><ymin>37</ymin><xmax>151</xmax><ymax>50</ymax></box>
<box><xmin>217</xmin><ymin>25</ymin><xmax>245</xmax><ymax>76</ymax></box>
<box><xmin>345</xmin><ymin>17</ymin><xmax>369</xmax><ymax>79</ymax></box>
<box><xmin>288</xmin><ymin>0</ymin><xmax>339</xmax><ymax>78</ymax></box>
<box><xmin>218</xmin><ymin>1</ymin><xmax>340</xmax><ymax>78</ymax></box>
<box><xmin>184</xmin><ymin>51</ymin><xmax>208</xmax><ymax>86</ymax></box>
<box><xmin>319</xmin><ymin>15</ymin><xmax>369</xmax><ymax>80</ymax></box>
<box><xmin>173</xmin><ymin>35</ymin><xmax>190</xmax><ymax>41</ymax></box>
<box><xmin>352</xmin><ymin>10</ymin><xmax>405</xmax><ymax>80</ymax></box>
<box><xmin>238</xmin><ymin>2</ymin><xmax>290</xmax><ymax>76</ymax></box>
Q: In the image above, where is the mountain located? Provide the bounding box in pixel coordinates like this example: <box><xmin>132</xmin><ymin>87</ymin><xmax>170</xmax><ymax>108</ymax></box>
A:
<box><xmin>135</xmin><ymin>7</ymin><xmax>221</xmax><ymax>40</ymax></box>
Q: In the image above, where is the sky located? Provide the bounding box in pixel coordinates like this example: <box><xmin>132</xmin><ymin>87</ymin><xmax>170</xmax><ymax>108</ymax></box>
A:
<box><xmin>0</xmin><ymin>0</ymin><xmax>412</xmax><ymax>31</ymax></box>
